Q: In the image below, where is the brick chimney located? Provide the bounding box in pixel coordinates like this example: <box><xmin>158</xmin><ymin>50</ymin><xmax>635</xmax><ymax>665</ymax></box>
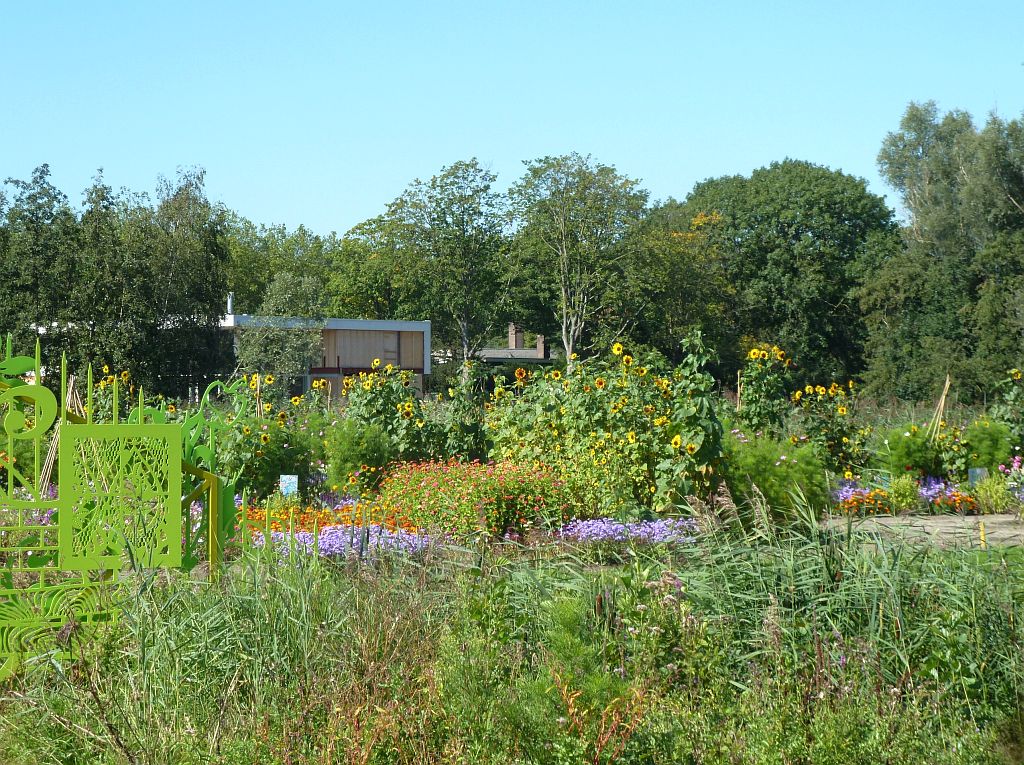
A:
<box><xmin>508</xmin><ymin>323</ymin><xmax>525</xmax><ymax>350</ymax></box>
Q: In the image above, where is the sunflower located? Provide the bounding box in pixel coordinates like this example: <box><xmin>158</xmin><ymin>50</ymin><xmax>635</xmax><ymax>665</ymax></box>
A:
<box><xmin>759</xmin><ymin>350</ymin><xmax>769</xmax><ymax>360</ymax></box>
<box><xmin>264</xmin><ymin>374</ymin><xmax>275</xmax><ymax>385</ymax></box>
<box><xmin>550</xmin><ymin>370</ymin><xmax>562</xmax><ymax>381</ymax></box>
<box><xmin>263</xmin><ymin>402</ymin><xmax>273</xmax><ymax>413</ymax></box>
<box><xmin>611</xmin><ymin>342</ymin><xmax>624</xmax><ymax>356</ymax></box>
<box><xmin>595</xmin><ymin>377</ymin><xmax>607</xmax><ymax>389</ymax></box>
<box><xmin>747</xmin><ymin>348</ymin><xmax>760</xmax><ymax>361</ymax></box>
<box><xmin>166</xmin><ymin>404</ymin><xmax>176</xmax><ymax>414</ymax></box>
<box><xmin>671</xmin><ymin>434</ymin><xmax>682</xmax><ymax>450</ymax></box>
<box><xmin>837</xmin><ymin>406</ymin><xmax>847</xmax><ymax>416</ymax></box>
<box><xmin>260</xmin><ymin>433</ymin><xmax>271</xmax><ymax>444</ymax></box>
<box><xmin>843</xmin><ymin>470</ymin><xmax>854</xmax><ymax>480</ymax></box>
<box><xmin>120</xmin><ymin>370</ymin><xmax>130</xmax><ymax>382</ymax></box>
<box><xmin>621</xmin><ymin>354</ymin><xmax>633</xmax><ymax>367</ymax></box>
<box><xmin>514</xmin><ymin>367</ymin><xmax>527</xmax><ymax>380</ymax></box>
<box><xmin>372</xmin><ymin>358</ymin><xmax>381</xmax><ymax>369</ymax></box>
<box><xmin>1013</xmin><ymin>369</ymin><xmax>1023</xmax><ymax>381</ymax></box>
<box><xmin>685</xmin><ymin>443</ymin><xmax>698</xmax><ymax>455</ymax></box>
<box><xmin>805</xmin><ymin>385</ymin><xmax>814</xmax><ymax>395</ymax></box>
<box><xmin>102</xmin><ymin>364</ymin><xmax>110</xmax><ymax>375</ymax></box>
<box><xmin>793</xmin><ymin>390</ymin><xmax>802</xmax><ymax>402</ymax></box>
<box><xmin>291</xmin><ymin>396</ymin><xmax>302</xmax><ymax>406</ymax></box>
<box><xmin>242</xmin><ymin>426</ymin><xmax>252</xmax><ymax>436</ymax></box>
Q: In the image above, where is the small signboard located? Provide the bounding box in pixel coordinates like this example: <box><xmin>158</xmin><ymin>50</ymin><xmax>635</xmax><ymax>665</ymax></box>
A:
<box><xmin>280</xmin><ymin>474</ymin><xmax>299</xmax><ymax>496</ymax></box>
<box><xmin>967</xmin><ymin>467</ymin><xmax>989</xmax><ymax>487</ymax></box>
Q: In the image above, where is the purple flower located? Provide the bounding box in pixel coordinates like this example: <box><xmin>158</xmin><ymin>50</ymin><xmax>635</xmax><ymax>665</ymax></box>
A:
<box><xmin>252</xmin><ymin>523</ymin><xmax>432</xmax><ymax>561</ymax></box>
<box><xmin>558</xmin><ymin>518</ymin><xmax>697</xmax><ymax>545</ymax></box>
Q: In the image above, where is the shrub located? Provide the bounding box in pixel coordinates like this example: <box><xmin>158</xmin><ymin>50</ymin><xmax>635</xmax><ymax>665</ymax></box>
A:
<box><xmin>324</xmin><ymin>418</ymin><xmax>397</xmax><ymax>493</ymax></box>
<box><xmin>966</xmin><ymin>419</ymin><xmax>1014</xmax><ymax>471</ymax></box>
<box><xmin>973</xmin><ymin>474</ymin><xmax>1016</xmax><ymax>515</ymax></box>
<box><xmin>374</xmin><ymin>459</ymin><xmax>571</xmax><ymax>537</ymax></box>
<box><xmin>888</xmin><ymin>474</ymin><xmax>921</xmax><ymax>513</ymax></box>
<box><xmin>721</xmin><ymin>428</ymin><xmax>828</xmax><ymax>516</ymax></box>
<box><xmin>877</xmin><ymin>424</ymin><xmax>943</xmax><ymax>477</ymax></box>
<box><xmin>226</xmin><ymin>412</ymin><xmax>326</xmax><ymax>500</ymax></box>
<box><xmin>340</xmin><ymin>363</ymin><xmax>437</xmax><ymax>459</ymax></box>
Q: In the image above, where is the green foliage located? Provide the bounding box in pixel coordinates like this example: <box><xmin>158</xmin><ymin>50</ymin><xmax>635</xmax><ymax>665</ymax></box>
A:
<box><xmin>736</xmin><ymin>342</ymin><xmax>792</xmax><ymax>436</ymax></box>
<box><xmin>235</xmin><ymin>271</ymin><xmax>326</xmax><ymax>391</ymax></box>
<box><xmin>341</xmin><ymin>364</ymin><xmax>436</xmax><ymax>459</ymax></box>
<box><xmin>2</xmin><ymin>533</ymin><xmax>1018</xmax><ymax>764</ymax></box>
<box><xmin>683</xmin><ymin>159</ymin><xmax>898</xmax><ymax>383</ymax></box>
<box><xmin>486</xmin><ymin>334</ymin><xmax>722</xmax><ymax>518</ymax></box>
<box><xmin>0</xmin><ymin>166</ymin><xmax>232</xmax><ymax>396</ymax></box>
<box><xmin>324</xmin><ymin>418</ymin><xmax>396</xmax><ymax>493</ymax></box>
<box><xmin>373</xmin><ymin>159</ymin><xmax>510</xmax><ymax>364</ymax></box>
<box><xmin>509</xmin><ymin>152</ymin><xmax>649</xmax><ymax>362</ymax></box>
<box><xmin>967</xmin><ymin>419</ymin><xmax>1015</xmax><ymax>471</ymax></box>
<box><xmin>793</xmin><ymin>379</ymin><xmax>867</xmax><ymax>475</ymax></box>
<box><xmin>226</xmin><ymin>411</ymin><xmax>326</xmax><ymax>500</ymax></box>
<box><xmin>722</xmin><ymin>427</ymin><xmax>829</xmax><ymax>516</ymax></box>
<box><xmin>866</xmin><ymin>102</ymin><xmax>1024</xmax><ymax>400</ymax></box>
<box><xmin>888</xmin><ymin>474</ymin><xmax>921</xmax><ymax>513</ymax></box>
<box><xmin>878</xmin><ymin>424</ymin><xmax>943</xmax><ymax>477</ymax></box>
<box><xmin>990</xmin><ymin>369</ymin><xmax>1024</xmax><ymax>446</ymax></box>
<box><xmin>973</xmin><ymin>474</ymin><xmax>1016</xmax><ymax>515</ymax></box>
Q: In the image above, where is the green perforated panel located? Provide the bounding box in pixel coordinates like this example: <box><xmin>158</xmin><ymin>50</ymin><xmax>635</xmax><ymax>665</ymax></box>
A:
<box><xmin>58</xmin><ymin>424</ymin><xmax>182</xmax><ymax>571</ymax></box>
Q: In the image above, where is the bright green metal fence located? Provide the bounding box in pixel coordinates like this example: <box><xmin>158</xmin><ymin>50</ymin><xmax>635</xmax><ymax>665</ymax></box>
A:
<box><xmin>0</xmin><ymin>340</ymin><xmax>233</xmax><ymax>680</ymax></box>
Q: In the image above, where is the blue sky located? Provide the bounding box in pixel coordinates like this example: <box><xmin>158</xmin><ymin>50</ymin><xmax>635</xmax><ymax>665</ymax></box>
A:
<box><xmin>3</xmin><ymin>1</ymin><xmax>1023</xmax><ymax>234</ymax></box>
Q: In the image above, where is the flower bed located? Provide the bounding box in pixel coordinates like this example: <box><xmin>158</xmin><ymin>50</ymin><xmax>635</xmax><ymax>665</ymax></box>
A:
<box><xmin>253</xmin><ymin>523</ymin><xmax>431</xmax><ymax>561</ymax></box>
<box><xmin>558</xmin><ymin>517</ymin><xmax>698</xmax><ymax>545</ymax></box>
<box><xmin>832</xmin><ymin>478</ymin><xmax>979</xmax><ymax>516</ymax></box>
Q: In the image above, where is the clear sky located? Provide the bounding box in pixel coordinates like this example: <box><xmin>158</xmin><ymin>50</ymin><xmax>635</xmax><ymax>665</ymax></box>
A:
<box><xmin>3</xmin><ymin>1</ymin><xmax>1023</xmax><ymax>234</ymax></box>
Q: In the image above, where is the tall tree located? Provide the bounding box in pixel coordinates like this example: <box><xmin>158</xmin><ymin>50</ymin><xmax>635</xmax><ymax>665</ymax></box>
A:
<box><xmin>684</xmin><ymin>160</ymin><xmax>898</xmax><ymax>382</ymax></box>
<box><xmin>509</xmin><ymin>153</ymin><xmax>648</xmax><ymax>365</ymax></box>
<box><xmin>374</xmin><ymin>159</ymin><xmax>509</xmax><ymax>365</ymax></box>
<box><xmin>236</xmin><ymin>271</ymin><xmax>326</xmax><ymax>387</ymax></box>
<box><xmin>867</xmin><ymin>102</ymin><xmax>1024</xmax><ymax>399</ymax></box>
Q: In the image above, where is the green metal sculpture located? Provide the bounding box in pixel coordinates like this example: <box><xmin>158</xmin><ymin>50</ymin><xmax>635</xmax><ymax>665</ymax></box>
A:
<box><xmin>0</xmin><ymin>339</ymin><xmax>233</xmax><ymax>681</ymax></box>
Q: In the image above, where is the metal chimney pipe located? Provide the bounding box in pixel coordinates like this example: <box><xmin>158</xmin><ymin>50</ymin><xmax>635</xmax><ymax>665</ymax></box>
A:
<box><xmin>227</xmin><ymin>292</ymin><xmax>235</xmax><ymax>315</ymax></box>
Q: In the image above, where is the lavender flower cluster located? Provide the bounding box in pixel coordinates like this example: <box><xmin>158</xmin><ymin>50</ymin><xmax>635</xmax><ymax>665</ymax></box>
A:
<box><xmin>252</xmin><ymin>523</ymin><xmax>432</xmax><ymax>561</ymax></box>
<box><xmin>917</xmin><ymin>477</ymin><xmax>958</xmax><ymax>502</ymax></box>
<box><xmin>558</xmin><ymin>518</ymin><xmax>698</xmax><ymax>545</ymax></box>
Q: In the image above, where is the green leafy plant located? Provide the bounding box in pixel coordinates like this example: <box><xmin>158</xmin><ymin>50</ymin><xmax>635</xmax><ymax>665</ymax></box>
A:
<box><xmin>324</xmin><ymin>418</ymin><xmax>396</xmax><ymax>493</ymax></box>
<box><xmin>736</xmin><ymin>342</ymin><xmax>792</xmax><ymax>436</ymax></box>
<box><xmin>973</xmin><ymin>474</ymin><xmax>1015</xmax><ymax>515</ymax></box>
<box><xmin>888</xmin><ymin>474</ymin><xmax>921</xmax><ymax>513</ymax></box>
<box><xmin>878</xmin><ymin>424</ymin><xmax>943</xmax><ymax>477</ymax></box>
<box><xmin>792</xmin><ymin>379</ymin><xmax>866</xmax><ymax>475</ymax></box>
<box><xmin>486</xmin><ymin>333</ymin><xmax>722</xmax><ymax>518</ymax></box>
<box><xmin>966</xmin><ymin>419</ymin><xmax>1014</xmax><ymax>472</ymax></box>
<box><xmin>721</xmin><ymin>427</ymin><xmax>828</xmax><ymax>517</ymax></box>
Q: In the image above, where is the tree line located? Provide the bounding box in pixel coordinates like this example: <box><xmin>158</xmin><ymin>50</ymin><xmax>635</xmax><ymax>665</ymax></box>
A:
<box><xmin>1</xmin><ymin>101</ymin><xmax>1022</xmax><ymax>400</ymax></box>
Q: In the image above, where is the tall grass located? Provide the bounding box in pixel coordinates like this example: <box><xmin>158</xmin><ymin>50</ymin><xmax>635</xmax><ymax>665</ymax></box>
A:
<box><xmin>0</xmin><ymin>520</ymin><xmax>1020</xmax><ymax>764</ymax></box>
